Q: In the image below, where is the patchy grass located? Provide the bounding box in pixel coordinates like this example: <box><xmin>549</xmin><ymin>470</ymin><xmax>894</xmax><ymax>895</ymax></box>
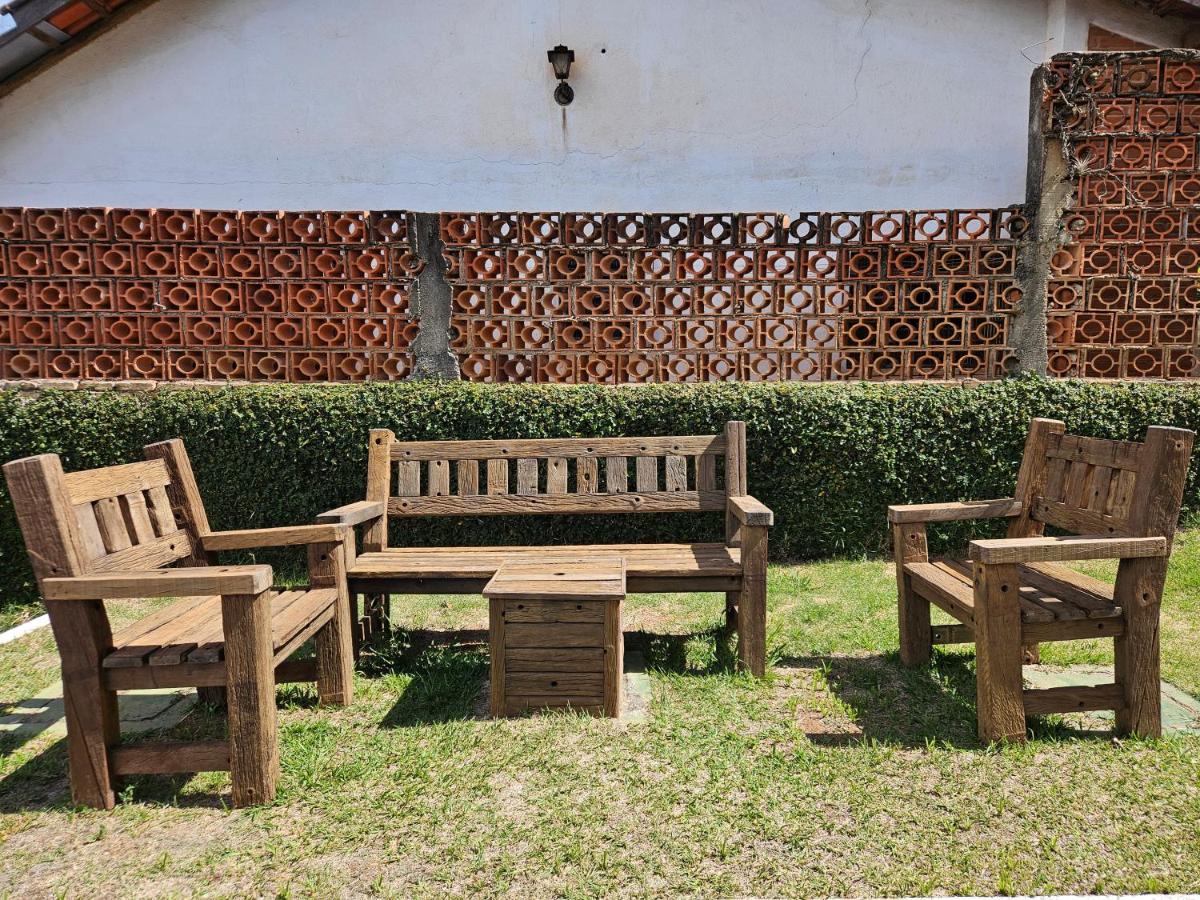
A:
<box><xmin>1</xmin><ymin>534</ymin><xmax>1200</xmax><ymax>897</ymax></box>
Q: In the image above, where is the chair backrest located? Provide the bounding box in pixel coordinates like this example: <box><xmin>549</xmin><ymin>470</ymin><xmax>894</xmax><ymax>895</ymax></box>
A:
<box><xmin>362</xmin><ymin>421</ymin><xmax>748</xmax><ymax>549</ymax></box>
<box><xmin>4</xmin><ymin>439</ymin><xmax>212</xmax><ymax>586</ymax></box>
<box><xmin>1007</xmin><ymin>418</ymin><xmax>1194</xmax><ymax>543</ymax></box>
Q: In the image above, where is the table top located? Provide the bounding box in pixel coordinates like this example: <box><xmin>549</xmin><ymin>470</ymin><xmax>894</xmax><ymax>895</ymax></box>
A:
<box><xmin>482</xmin><ymin>555</ymin><xmax>626</xmax><ymax>602</ymax></box>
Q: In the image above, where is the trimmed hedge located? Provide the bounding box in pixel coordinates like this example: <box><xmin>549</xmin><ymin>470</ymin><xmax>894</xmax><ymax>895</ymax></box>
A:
<box><xmin>2</xmin><ymin>377</ymin><xmax>1199</xmax><ymax>612</ymax></box>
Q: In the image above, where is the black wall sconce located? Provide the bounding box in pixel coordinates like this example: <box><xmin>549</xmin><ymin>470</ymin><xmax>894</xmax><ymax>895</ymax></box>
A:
<box><xmin>547</xmin><ymin>44</ymin><xmax>575</xmax><ymax>106</ymax></box>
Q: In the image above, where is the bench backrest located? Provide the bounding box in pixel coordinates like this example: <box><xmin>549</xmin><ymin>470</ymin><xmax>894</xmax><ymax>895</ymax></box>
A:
<box><xmin>4</xmin><ymin>439</ymin><xmax>213</xmax><ymax>584</ymax></box>
<box><xmin>363</xmin><ymin>421</ymin><xmax>748</xmax><ymax>548</ymax></box>
<box><xmin>1007</xmin><ymin>418</ymin><xmax>1194</xmax><ymax>543</ymax></box>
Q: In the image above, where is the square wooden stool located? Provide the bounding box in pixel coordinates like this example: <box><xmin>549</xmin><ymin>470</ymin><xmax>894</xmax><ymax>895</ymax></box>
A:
<box><xmin>484</xmin><ymin>556</ymin><xmax>625</xmax><ymax>718</ymax></box>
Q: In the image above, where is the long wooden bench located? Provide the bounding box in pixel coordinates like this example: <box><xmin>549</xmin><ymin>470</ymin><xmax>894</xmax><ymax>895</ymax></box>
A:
<box><xmin>4</xmin><ymin>440</ymin><xmax>355</xmax><ymax>809</ymax></box>
<box><xmin>319</xmin><ymin>421</ymin><xmax>774</xmax><ymax>675</ymax></box>
<box><xmin>889</xmin><ymin>418</ymin><xmax>1194</xmax><ymax>742</ymax></box>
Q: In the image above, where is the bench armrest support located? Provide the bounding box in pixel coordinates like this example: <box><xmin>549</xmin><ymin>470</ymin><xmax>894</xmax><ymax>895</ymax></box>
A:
<box><xmin>42</xmin><ymin>565</ymin><xmax>274</xmax><ymax>600</ymax></box>
<box><xmin>316</xmin><ymin>501</ymin><xmax>384</xmax><ymax>528</ymax></box>
<box><xmin>728</xmin><ymin>495</ymin><xmax>773</xmax><ymax>527</ymax></box>
<box><xmin>201</xmin><ymin>523</ymin><xmax>348</xmax><ymax>552</ymax></box>
<box><xmin>888</xmin><ymin>499</ymin><xmax>1022</xmax><ymax>525</ymax></box>
<box><xmin>968</xmin><ymin>534</ymin><xmax>1168</xmax><ymax>565</ymax></box>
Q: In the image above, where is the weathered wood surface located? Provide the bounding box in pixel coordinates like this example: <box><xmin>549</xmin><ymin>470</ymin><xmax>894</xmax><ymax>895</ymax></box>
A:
<box><xmin>969</xmin><ymin>535</ymin><xmax>1166</xmax><ymax>565</ymax></box>
<box><xmin>42</xmin><ymin>565</ymin><xmax>274</xmax><ymax>600</ymax></box>
<box><xmin>887</xmin><ymin>499</ymin><xmax>1022</xmax><ymax>525</ymax></box>
<box><xmin>390</xmin><ymin>435</ymin><xmax>725</xmax><ymax>460</ymax></box>
<box><xmin>201</xmin><ymin>523</ymin><xmax>345</xmax><ymax>551</ymax></box>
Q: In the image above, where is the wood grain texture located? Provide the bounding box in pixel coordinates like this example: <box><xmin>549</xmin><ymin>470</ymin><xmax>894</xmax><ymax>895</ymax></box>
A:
<box><xmin>973</xmin><ymin>563</ymin><xmax>1026</xmax><ymax>743</ymax></box>
<box><xmin>310</xmin><ymin>538</ymin><xmax>354</xmax><ymax>707</ymax></box>
<box><xmin>110</xmin><ymin>740</ymin><xmax>231</xmax><ymax>775</ymax></box>
<box><xmin>43</xmin><ymin>565</ymin><xmax>273</xmax><ymax>600</ymax></box>
<box><xmin>894</xmin><ymin>522</ymin><xmax>931</xmax><ymax>666</ymax></box>
<box><xmin>391</xmin><ymin>434</ymin><xmax>724</xmax><ymax>461</ymax></box>
<box><xmin>603</xmin><ymin>596</ymin><xmax>623</xmax><ymax>717</ymax></box>
<box><xmin>221</xmin><ymin>589</ymin><xmax>279</xmax><ymax>807</ymax></box>
<box><xmin>316</xmin><ymin>500</ymin><xmax>384</xmax><ymax>527</ymax></box>
<box><xmin>201</xmin><ymin>523</ymin><xmax>346</xmax><ymax>551</ymax></box>
<box><xmin>887</xmin><ymin>499</ymin><xmax>1022</xmax><ymax>524</ymax></box>
<box><xmin>737</xmin><ymin>524</ymin><xmax>767</xmax><ymax>677</ymax></box>
<box><xmin>363</xmin><ymin>429</ymin><xmax>393</xmax><ymax>553</ymax></box>
<box><xmin>63</xmin><ymin>459</ymin><xmax>171</xmax><ymax>505</ymax></box>
<box><xmin>489</xmin><ymin>597</ymin><xmax>505</xmax><ymax>717</ymax></box>
<box><xmin>388</xmin><ymin>491</ymin><xmax>724</xmax><ymax>517</ymax></box>
<box><xmin>969</xmin><ymin>535</ymin><xmax>1166</xmax><ymax>565</ymax></box>
<box><xmin>143</xmin><ymin>439</ymin><xmax>215</xmax><ymax>566</ymax></box>
<box><xmin>1006</xmin><ymin>418</ymin><xmax>1064</xmax><ymax>538</ymax></box>
<box><xmin>1022</xmin><ymin>683</ymin><xmax>1124</xmax><ymax>715</ymax></box>
<box><xmin>727</xmin><ymin>495</ymin><xmax>774</xmax><ymax>527</ymax></box>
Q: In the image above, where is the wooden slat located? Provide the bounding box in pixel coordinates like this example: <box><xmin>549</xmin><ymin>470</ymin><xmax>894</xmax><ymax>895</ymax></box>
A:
<box><xmin>456</xmin><ymin>460</ymin><xmax>480</xmax><ymax>496</ymax></box>
<box><xmin>1018</xmin><ymin>562</ymin><xmax>1118</xmax><ymax>617</ymax></box>
<box><xmin>120</xmin><ymin>492</ymin><xmax>156</xmax><ymax>544</ymax></box>
<box><xmin>396</xmin><ymin>460</ymin><xmax>420</xmax><ymax>497</ymax></box>
<box><xmin>391</xmin><ymin>434</ymin><xmax>724</xmax><ymax>461</ymax></box>
<box><xmin>1062</xmin><ymin>461</ymin><xmax>1094</xmax><ymax>509</ymax></box>
<box><xmin>388</xmin><ymin>491</ymin><xmax>724</xmax><ymax>517</ymax></box>
<box><xmin>93</xmin><ymin>496</ymin><xmax>131</xmax><ymax>552</ymax></box>
<box><xmin>487</xmin><ymin>459</ymin><xmax>509</xmax><ymax>495</ymax></box>
<box><xmin>144</xmin><ymin>438</ymin><xmax>215</xmax><ymax>566</ymax></box>
<box><xmin>577</xmin><ymin>457</ymin><xmax>598</xmax><ymax>494</ymax></box>
<box><xmin>110</xmin><ymin>740</ymin><xmax>231</xmax><ymax>775</ymax></box>
<box><xmin>63</xmin><ymin>459</ymin><xmax>171</xmax><ymax>505</ymax></box>
<box><xmin>317</xmin><ymin>500</ymin><xmax>384</xmax><ymax>527</ymax></box>
<box><xmin>505</xmin><ymin>648</ymin><xmax>605</xmax><ymax>672</ymax></box>
<box><xmin>635</xmin><ymin>457</ymin><xmax>658</xmax><ymax>492</ymax></box>
<box><xmin>934</xmin><ymin>558</ymin><xmax>1055</xmax><ymax>624</ymax></box>
<box><xmin>930</xmin><ymin>623</ymin><xmax>974</xmax><ymax>644</ymax></box>
<box><xmin>1043</xmin><ymin>456</ymin><xmax>1069</xmax><ymax>503</ymax></box>
<box><xmin>547</xmin><ymin>457</ymin><xmax>568</xmax><ymax>494</ymax></box>
<box><xmin>665</xmin><ymin>455</ymin><xmax>687</xmax><ymax>491</ymax></box>
<box><xmin>1032</xmin><ymin>498</ymin><xmax>1127</xmax><ymax>535</ymax></box>
<box><xmin>517</xmin><ymin>459</ymin><xmax>538</xmax><ymax>495</ymax></box>
<box><xmin>73</xmin><ymin>502</ymin><xmax>106</xmax><ymax>561</ymax></box>
<box><xmin>90</xmin><ymin>530</ymin><xmax>193</xmax><ymax>573</ymax></box>
<box><xmin>903</xmin><ymin>561</ymin><xmax>976</xmax><ymax>623</ymax></box>
<box><xmin>504</xmin><ymin>623</ymin><xmax>605</xmax><ymax>648</ymax></box>
<box><xmin>483</xmin><ymin>557</ymin><xmax>625</xmax><ymax>602</ymax></box>
<box><xmin>200</xmin><ymin>524</ymin><xmax>344</xmax><ymax>551</ymax></box>
<box><xmin>697</xmin><ymin>452</ymin><xmax>717</xmax><ymax>492</ymax></box>
<box><xmin>269</xmin><ymin>588</ymin><xmax>338</xmax><ymax>666</ymax></box>
<box><xmin>1087</xmin><ymin>465</ymin><xmax>1114</xmax><ymax>513</ymax></box>
<box><xmin>505</xmin><ymin>696</ymin><xmax>603</xmax><ymax>715</ymax></box>
<box><xmin>605</xmin><ymin>456</ymin><xmax>627</xmax><ymax>493</ymax></box>
<box><xmin>104</xmin><ymin>658</ymin><xmax>317</xmax><ymax>691</ymax></box>
<box><xmin>970</xmin><ymin>535</ymin><xmax>1165</xmax><ymax>565</ymax></box>
<box><xmin>502</xmin><ymin>599</ymin><xmax>605</xmax><ymax>623</ymax></box>
<box><xmin>1106</xmin><ymin>468</ymin><xmax>1137</xmax><ymax>519</ymax></box>
<box><xmin>187</xmin><ymin>590</ymin><xmax>312</xmax><ymax>664</ymax></box>
<box><xmin>506</xmin><ymin>672</ymin><xmax>604</xmax><ymax>695</ymax></box>
<box><xmin>427</xmin><ymin>460</ymin><xmax>450</xmax><ymax>497</ymax></box>
<box><xmin>1022</xmin><ymin>683</ymin><xmax>1124</xmax><ymax>715</ymax></box>
<box><xmin>1045</xmin><ymin>433</ymin><xmax>1143</xmax><ymax>470</ymax></box>
<box><xmin>145</xmin><ymin>485</ymin><xmax>177</xmax><ymax>536</ymax></box>
<box><xmin>111</xmin><ymin>596</ymin><xmax>221</xmax><ymax>668</ymax></box>
<box><xmin>888</xmin><ymin>499</ymin><xmax>1022</xmax><ymax>524</ymax></box>
<box><xmin>43</xmin><ymin>564</ymin><xmax>272</xmax><ymax>601</ymax></box>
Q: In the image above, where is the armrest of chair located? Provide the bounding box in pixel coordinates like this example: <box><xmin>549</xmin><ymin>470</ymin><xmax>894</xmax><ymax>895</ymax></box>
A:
<box><xmin>42</xmin><ymin>565</ymin><xmax>273</xmax><ymax>600</ymax></box>
<box><xmin>968</xmin><ymin>534</ymin><xmax>1167</xmax><ymax>565</ymax></box>
<box><xmin>316</xmin><ymin>501</ymin><xmax>384</xmax><ymax>529</ymax></box>
<box><xmin>887</xmin><ymin>499</ymin><xmax>1022</xmax><ymax>525</ymax></box>
<box><xmin>728</xmin><ymin>495</ymin><xmax>773</xmax><ymax>527</ymax></box>
<box><xmin>201</xmin><ymin>523</ymin><xmax>348</xmax><ymax>552</ymax></box>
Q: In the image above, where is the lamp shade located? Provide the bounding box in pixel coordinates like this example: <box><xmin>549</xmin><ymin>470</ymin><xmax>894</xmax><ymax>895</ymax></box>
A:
<box><xmin>547</xmin><ymin>44</ymin><xmax>575</xmax><ymax>80</ymax></box>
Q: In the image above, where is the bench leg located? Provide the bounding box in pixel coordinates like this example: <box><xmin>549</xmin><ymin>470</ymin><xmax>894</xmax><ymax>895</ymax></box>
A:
<box><xmin>222</xmin><ymin>590</ymin><xmax>279</xmax><ymax>807</ymax></box>
<box><xmin>974</xmin><ymin>563</ymin><xmax>1026</xmax><ymax>744</ymax></box>
<box><xmin>196</xmin><ymin>686</ymin><xmax>227</xmax><ymax>707</ymax></box>
<box><xmin>50</xmin><ymin>601</ymin><xmax>119</xmax><ymax>810</ymax></box>
<box><xmin>315</xmin><ymin>600</ymin><xmax>355</xmax><ymax>707</ymax></box>
<box><xmin>893</xmin><ymin>524</ymin><xmax>931</xmax><ymax>667</ymax></box>
<box><xmin>1114</xmin><ymin>559</ymin><xmax>1164</xmax><ymax>738</ymax></box>
<box><xmin>737</xmin><ymin>526</ymin><xmax>768</xmax><ymax>677</ymax></box>
<box><xmin>724</xmin><ymin>592</ymin><xmax>738</xmax><ymax>637</ymax></box>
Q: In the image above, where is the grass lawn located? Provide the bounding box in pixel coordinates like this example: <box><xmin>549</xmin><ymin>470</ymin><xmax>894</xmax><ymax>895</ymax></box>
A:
<box><xmin>1</xmin><ymin>532</ymin><xmax>1199</xmax><ymax>897</ymax></box>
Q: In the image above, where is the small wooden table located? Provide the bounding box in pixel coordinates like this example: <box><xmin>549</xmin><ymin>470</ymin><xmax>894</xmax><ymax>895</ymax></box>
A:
<box><xmin>483</xmin><ymin>556</ymin><xmax>625</xmax><ymax>718</ymax></box>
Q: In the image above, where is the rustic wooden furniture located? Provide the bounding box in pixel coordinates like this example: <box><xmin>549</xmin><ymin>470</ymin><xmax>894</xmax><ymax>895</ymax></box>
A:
<box><xmin>319</xmin><ymin>421</ymin><xmax>773</xmax><ymax>675</ymax></box>
<box><xmin>4</xmin><ymin>440</ymin><xmax>355</xmax><ymax>809</ymax></box>
<box><xmin>889</xmin><ymin>418</ymin><xmax>1194</xmax><ymax>742</ymax></box>
<box><xmin>484</xmin><ymin>556</ymin><xmax>625</xmax><ymax>717</ymax></box>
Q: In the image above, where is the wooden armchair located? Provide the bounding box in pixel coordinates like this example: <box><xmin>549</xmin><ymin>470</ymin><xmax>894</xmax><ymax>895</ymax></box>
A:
<box><xmin>4</xmin><ymin>439</ymin><xmax>355</xmax><ymax>809</ymax></box>
<box><xmin>888</xmin><ymin>418</ymin><xmax>1193</xmax><ymax>743</ymax></box>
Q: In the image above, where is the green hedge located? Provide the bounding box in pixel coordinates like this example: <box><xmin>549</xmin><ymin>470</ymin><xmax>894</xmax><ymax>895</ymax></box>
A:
<box><xmin>2</xmin><ymin>377</ymin><xmax>1199</xmax><ymax>613</ymax></box>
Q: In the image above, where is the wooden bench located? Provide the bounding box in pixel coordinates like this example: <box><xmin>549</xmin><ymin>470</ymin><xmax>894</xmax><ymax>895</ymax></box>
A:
<box><xmin>319</xmin><ymin>421</ymin><xmax>773</xmax><ymax>675</ymax></box>
<box><xmin>888</xmin><ymin>418</ymin><xmax>1194</xmax><ymax>742</ymax></box>
<box><xmin>484</xmin><ymin>556</ymin><xmax>625</xmax><ymax>718</ymax></box>
<box><xmin>4</xmin><ymin>440</ymin><xmax>355</xmax><ymax>809</ymax></box>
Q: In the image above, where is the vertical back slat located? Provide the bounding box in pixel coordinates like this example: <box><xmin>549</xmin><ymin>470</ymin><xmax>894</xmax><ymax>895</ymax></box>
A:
<box><xmin>605</xmin><ymin>456</ymin><xmax>627</xmax><ymax>493</ymax></box>
<box><xmin>1087</xmin><ymin>465</ymin><xmax>1113</xmax><ymax>513</ymax></box>
<box><xmin>457</xmin><ymin>460</ymin><xmax>479</xmax><ymax>496</ymax></box>
<box><xmin>487</xmin><ymin>459</ymin><xmax>509</xmax><ymax>495</ymax></box>
<box><xmin>145</xmin><ymin>485</ymin><xmax>177</xmax><ymax>536</ymax></box>
<box><xmin>1107</xmin><ymin>468</ymin><xmax>1137</xmax><ymax>519</ymax></box>
<box><xmin>74</xmin><ymin>502</ymin><xmax>107</xmax><ymax>562</ymax></box>
<box><xmin>665</xmin><ymin>456</ymin><xmax>687</xmax><ymax>492</ymax></box>
<box><xmin>144</xmin><ymin>437</ymin><xmax>217</xmax><ymax>564</ymax></box>
<box><xmin>547</xmin><ymin>458</ymin><xmax>568</xmax><ymax>494</ymax></box>
<box><xmin>1062</xmin><ymin>461</ymin><xmax>1094</xmax><ymax>510</ymax></box>
<box><xmin>427</xmin><ymin>460</ymin><xmax>450</xmax><ymax>497</ymax></box>
<box><xmin>396</xmin><ymin>461</ymin><xmax>421</xmax><ymax>497</ymax></box>
<box><xmin>94</xmin><ymin>497</ymin><xmax>131</xmax><ymax>553</ymax></box>
<box><xmin>120</xmin><ymin>492</ymin><xmax>156</xmax><ymax>544</ymax></box>
<box><xmin>697</xmin><ymin>452</ymin><xmax>717</xmax><ymax>492</ymax></box>
<box><xmin>578</xmin><ymin>458</ymin><xmax>598</xmax><ymax>494</ymax></box>
<box><xmin>517</xmin><ymin>459</ymin><xmax>539</xmax><ymax>495</ymax></box>
<box><xmin>635</xmin><ymin>457</ymin><xmax>658</xmax><ymax>492</ymax></box>
<box><xmin>1043</xmin><ymin>456</ymin><xmax>1069</xmax><ymax>503</ymax></box>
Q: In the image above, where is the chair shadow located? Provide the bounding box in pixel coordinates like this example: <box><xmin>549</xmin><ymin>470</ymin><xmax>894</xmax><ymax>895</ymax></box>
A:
<box><xmin>796</xmin><ymin>649</ymin><xmax>1120</xmax><ymax>748</ymax></box>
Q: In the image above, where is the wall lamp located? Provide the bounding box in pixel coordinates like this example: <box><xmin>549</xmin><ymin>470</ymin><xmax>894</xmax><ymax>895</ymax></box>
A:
<box><xmin>547</xmin><ymin>44</ymin><xmax>575</xmax><ymax>106</ymax></box>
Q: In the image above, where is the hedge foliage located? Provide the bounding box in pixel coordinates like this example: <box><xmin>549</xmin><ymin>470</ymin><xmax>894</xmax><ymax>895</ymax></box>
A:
<box><xmin>2</xmin><ymin>377</ymin><xmax>1199</xmax><ymax>612</ymax></box>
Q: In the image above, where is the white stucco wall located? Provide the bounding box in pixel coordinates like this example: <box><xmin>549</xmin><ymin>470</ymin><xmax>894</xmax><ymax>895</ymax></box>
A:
<box><xmin>0</xmin><ymin>0</ymin><xmax>1190</xmax><ymax>212</ymax></box>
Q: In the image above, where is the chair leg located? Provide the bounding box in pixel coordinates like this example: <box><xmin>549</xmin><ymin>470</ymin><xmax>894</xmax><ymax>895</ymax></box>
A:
<box><xmin>61</xmin><ymin>673</ymin><xmax>120</xmax><ymax>810</ymax></box>
<box><xmin>315</xmin><ymin>599</ymin><xmax>355</xmax><ymax>707</ymax></box>
<box><xmin>737</xmin><ymin>526</ymin><xmax>768</xmax><ymax>677</ymax></box>
<box><xmin>893</xmin><ymin>524</ymin><xmax>931</xmax><ymax>667</ymax></box>
<box><xmin>222</xmin><ymin>590</ymin><xmax>279</xmax><ymax>807</ymax></box>
<box><xmin>1115</xmin><ymin>560</ymin><xmax>1164</xmax><ymax>738</ymax></box>
<box><xmin>974</xmin><ymin>563</ymin><xmax>1027</xmax><ymax>744</ymax></box>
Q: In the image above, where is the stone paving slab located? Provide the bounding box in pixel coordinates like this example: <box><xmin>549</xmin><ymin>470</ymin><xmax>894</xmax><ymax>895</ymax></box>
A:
<box><xmin>1024</xmin><ymin>664</ymin><xmax>1200</xmax><ymax>734</ymax></box>
<box><xmin>0</xmin><ymin>682</ymin><xmax>197</xmax><ymax>745</ymax></box>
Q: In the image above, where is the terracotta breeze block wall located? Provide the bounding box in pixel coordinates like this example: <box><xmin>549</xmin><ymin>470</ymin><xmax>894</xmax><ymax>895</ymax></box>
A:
<box><xmin>441</xmin><ymin>209</ymin><xmax>1026</xmax><ymax>383</ymax></box>
<box><xmin>0</xmin><ymin>209</ymin><xmax>420</xmax><ymax>381</ymax></box>
<box><xmin>1044</xmin><ymin>52</ymin><xmax>1200</xmax><ymax>380</ymax></box>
